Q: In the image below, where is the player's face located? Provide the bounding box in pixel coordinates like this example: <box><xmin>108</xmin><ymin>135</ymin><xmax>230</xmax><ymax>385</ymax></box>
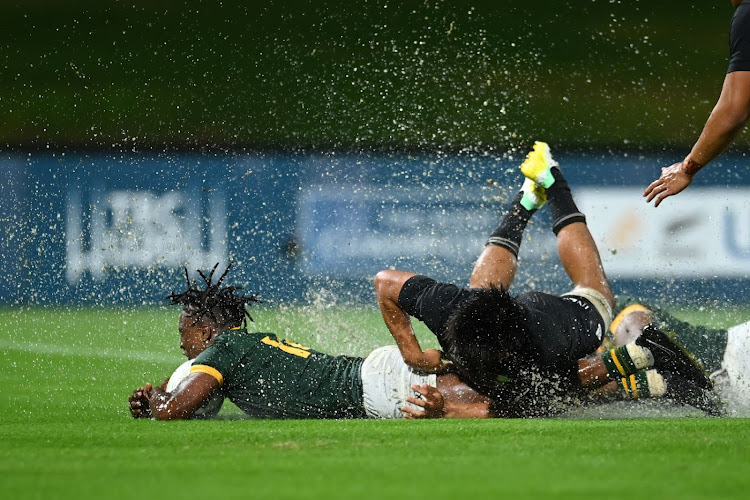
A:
<box><xmin>178</xmin><ymin>311</ymin><xmax>210</xmax><ymax>359</ymax></box>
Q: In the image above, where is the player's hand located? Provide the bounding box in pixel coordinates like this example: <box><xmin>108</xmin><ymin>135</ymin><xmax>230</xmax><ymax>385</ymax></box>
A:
<box><xmin>402</xmin><ymin>384</ymin><xmax>445</xmax><ymax>419</ymax></box>
<box><xmin>643</xmin><ymin>162</ymin><xmax>694</xmax><ymax>207</ymax></box>
<box><xmin>412</xmin><ymin>349</ymin><xmax>446</xmax><ymax>374</ymax></box>
<box><xmin>128</xmin><ymin>383</ymin><xmax>154</xmax><ymax>419</ymax></box>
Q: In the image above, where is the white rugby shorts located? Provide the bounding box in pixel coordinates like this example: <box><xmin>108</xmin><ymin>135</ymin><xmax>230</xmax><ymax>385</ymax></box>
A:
<box><xmin>563</xmin><ymin>286</ymin><xmax>613</xmax><ymax>332</ymax></box>
<box><xmin>711</xmin><ymin>320</ymin><xmax>750</xmax><ymax>416</ymax></box>
<box><xmin>360</xmin><ymin>346</ymin><xmax>437</xmax><ymax>419</ymax></box>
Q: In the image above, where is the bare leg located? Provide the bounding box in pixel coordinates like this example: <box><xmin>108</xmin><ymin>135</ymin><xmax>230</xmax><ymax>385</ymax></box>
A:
<box><xmin>592</xmin><ymin>380</ymin><xmax>619</xmax><ymax>396</ymax></box>
<box><xmin>556</xmin><ymin>221</ymin><xmax>615</xmax><ymax>308</ymax></box>
<box><xmin>468</xmin><ymin>179</ymin><xmax>544</xmax><ymax>290</ymax></box>
<box><xmin>469</xmin><ymin>245</ymin><xmax>517</xmax><ymax>290</ymax></box>
<box><xmin>519</xmin><ymin>142</ymin><xmax>614</xmax><ymax>309</ymax></box>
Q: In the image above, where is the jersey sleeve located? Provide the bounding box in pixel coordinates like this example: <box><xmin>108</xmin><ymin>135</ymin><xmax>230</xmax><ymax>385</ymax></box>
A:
<box><xmin>191</xmin><ymin>338</ymin><xmax>238</xmax><ymax>386</ymax></box>
<box><xmin>728</xmin><ymin>2</ymin><xmax>750</xmax><ymax>73</ymax></box>
<box><xmin>397</xmin><ymin>275</ymin><xmax>471</xmax><ymax>335</ymax></box>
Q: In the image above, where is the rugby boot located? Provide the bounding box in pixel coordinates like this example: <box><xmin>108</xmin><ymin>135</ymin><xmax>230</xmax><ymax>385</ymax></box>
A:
<box><xmin>661</xmin><ymin>370</ymin><xmax>723</xmax><ymax>416</ymax></box>
<box><xmin>636</xmin><ymin>323</ymin><xmax>712</xmax><ymax>390</ymax></box>
<box><xmin>519</xmin><ymin>177</ymin><xmax>547</xmax><ymax>211</ymax></box>
<box><xmin>520</xmin><ymin>141</ymin><xmax>557</xmax><ymax>189</ymax></box>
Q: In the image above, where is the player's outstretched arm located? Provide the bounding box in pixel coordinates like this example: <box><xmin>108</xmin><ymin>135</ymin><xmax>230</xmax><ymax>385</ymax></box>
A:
<box><xmin>147</xmin><ymin>373</ymin><xmax>221</xmax><ymax>421</ymax></box>
<box><xmin>374</xmin><ymin>270</ymin><xmax>444</xmax><ymax>373</ymax></box>
<box><xmin>644</xmin><ymin>71</ymin><xmax>750</xmax><ymax>207</ymax></box>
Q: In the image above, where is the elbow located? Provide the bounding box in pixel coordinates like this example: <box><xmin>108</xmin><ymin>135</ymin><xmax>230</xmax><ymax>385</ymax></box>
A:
<box><xmin>375</xmin><ymin>269</ymin><xmax>416</xmax><ymax>305</ymax></box>
<box><xmin>729</xmin><ymin>108</ymin><xmax>750</xmax><ymax>133</ymax></box>
<box><xmin>374</xmin><ymin>270</ymin><xmax>394</xmax><ymax>299</ymax></box>
<box><xmin>715</xmin><ymin>101</ymin><xmax>750</xmax><ymax>133</ymax></box>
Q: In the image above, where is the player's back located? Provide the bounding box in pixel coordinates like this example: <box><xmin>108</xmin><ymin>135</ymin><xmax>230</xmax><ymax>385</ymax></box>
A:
<box><xmin>193</xmin><ymin>329</ymin><xmax>367</xmax><ymax>419</ymax></box>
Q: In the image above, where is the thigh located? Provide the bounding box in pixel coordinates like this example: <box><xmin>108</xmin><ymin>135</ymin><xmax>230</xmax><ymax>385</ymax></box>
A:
<box><xmin>468</xmin><ymin>245</ymin><xmax>517</xmax><ymax>290</ymax></box>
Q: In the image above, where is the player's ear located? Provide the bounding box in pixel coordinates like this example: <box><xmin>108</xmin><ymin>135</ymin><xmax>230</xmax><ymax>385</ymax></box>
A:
<box><xmin>203</xmin><ymin>322</ymin><xmax>223</xmax><ymax>344</ymax></box>
<box><xmin>200</xmin><ymin>324</ymin><xmax>215</xmax><ymax>344</ymax></box>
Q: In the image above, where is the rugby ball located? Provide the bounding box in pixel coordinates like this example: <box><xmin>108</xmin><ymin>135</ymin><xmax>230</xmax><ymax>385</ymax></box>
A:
<box><xmin>166</xmin><ymin>359</ymin><xmax>224</xmax><ymax>419</ymax></box>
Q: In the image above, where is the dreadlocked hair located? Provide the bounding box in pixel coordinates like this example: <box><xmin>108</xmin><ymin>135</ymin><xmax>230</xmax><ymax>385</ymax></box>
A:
<box><xmin>167</xmin><ymin>262</ymin><xmax>260</xmax><ymax>329</ymax></box>
<box><xmin>442</xmin><ymin>285</ymin><xmax>530</xmax><ymax>389</ymax></box>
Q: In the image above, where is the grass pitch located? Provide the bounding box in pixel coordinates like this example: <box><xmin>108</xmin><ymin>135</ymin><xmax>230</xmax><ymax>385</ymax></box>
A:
<box><xmin>2</xmin><ymin>306</ymin><xmax>750</xmax><ymax>499</ymax></box>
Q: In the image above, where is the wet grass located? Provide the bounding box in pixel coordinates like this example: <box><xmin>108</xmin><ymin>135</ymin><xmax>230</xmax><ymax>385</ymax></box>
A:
<box><xmin>1</xmin><ymin>306</ymin><xmax>749</xmax><ymax>499</ymax></box>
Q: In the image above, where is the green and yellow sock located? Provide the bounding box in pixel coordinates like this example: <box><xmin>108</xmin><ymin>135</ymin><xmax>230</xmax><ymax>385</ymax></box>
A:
<box><xmin>618</xmin><ymin>369</ymin><xmax>666</xmax><ymax>400</ymax></box>
<box><xmin>601</xmin><ymin>343</ymin><xmax>653</xmax><ymax>378</ymax></box>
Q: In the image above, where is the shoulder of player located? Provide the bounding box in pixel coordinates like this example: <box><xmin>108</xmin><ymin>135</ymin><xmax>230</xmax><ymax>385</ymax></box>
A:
<box><xmin>212</xmin><ymin>330</ymin><xmax>322</xmax><ymax>360</ymax></box>
<box><xmin>212</xmin><ymin>328</ymin><xmax>259</xmax><ymax>343</ymax></box>
<box><xmin>214</xmin><ymin>330</ymin><xmax>306</xmax><ymax>351</ymax></box>
<box><xmin>201</xmin><ymin>329</ymin><xmax>266</xmax><ymax>355</ymax></box>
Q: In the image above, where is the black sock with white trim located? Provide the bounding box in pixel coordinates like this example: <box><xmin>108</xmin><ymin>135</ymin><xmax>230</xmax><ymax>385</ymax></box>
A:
<box><xmin>486</xmin><ymin>192</ymin><xmax>535</xmax><ymax>258</ymax></box>
<box><xmin>546</xmin><ymin>167</ymin><xmax>586</xmax><ymax>235</ymax></box>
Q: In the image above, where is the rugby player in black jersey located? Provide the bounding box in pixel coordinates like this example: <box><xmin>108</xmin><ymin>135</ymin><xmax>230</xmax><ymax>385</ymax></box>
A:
<box><xmin>645</xmin><ymin>0</ymin><xmax>750</xmax><ymax>206</ymax></box>
<box><xmin>376</xmin><ymin>142</ymin><xmax>717</xmax><ymax>418</ymax></box>
<box><xmin>404</xmin><ymin>298</ymin><xmax>726</xmax><ymax>419</ymax></box>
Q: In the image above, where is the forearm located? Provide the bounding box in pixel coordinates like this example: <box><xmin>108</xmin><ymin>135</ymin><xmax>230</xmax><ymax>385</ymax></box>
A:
<box><xmin>149</xmin><ymin>392</ymin><xmax>194</xmax><ymax>420</ymax></box>
<box><xmin>381</xmin><ymin>303</ymin><xmax>423</xmax><ymax>365</ymax></box>
<box><xmin>149</xmin><ymin>373</ymin><xmax>221</xmax><ymax>420</ymax></box>
<box><xmin>442</xmin><ymin>401</ymin><xmax>492</xmax><ymax>419</ymax></box>
<box><xmin>685</xmin><ymin>72</ymin><xmax>750</xmax><ymax>171</ymax></box>
<box><xmin>685</xmin><ymin>104</ymin><xmax>749</xmax><ymax>170</ymax></box>
<box><xmin>374</xmin><ymin>270</ymin><xmax>423</xmax><ymax>365</ymax></box>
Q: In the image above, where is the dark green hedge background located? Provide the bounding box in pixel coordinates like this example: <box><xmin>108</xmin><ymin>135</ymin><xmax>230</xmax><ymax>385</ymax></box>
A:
<box><xmin>0</xmin><ymin>0</ymin><xmax>738</xmax><ymax>152</ymax></box>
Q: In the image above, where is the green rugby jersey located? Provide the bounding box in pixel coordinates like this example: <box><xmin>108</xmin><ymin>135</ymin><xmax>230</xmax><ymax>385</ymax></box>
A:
<box><xmin>192</xmin><ymin>329</ymin><xmax>366</xmax><ymax>419</ymax></box>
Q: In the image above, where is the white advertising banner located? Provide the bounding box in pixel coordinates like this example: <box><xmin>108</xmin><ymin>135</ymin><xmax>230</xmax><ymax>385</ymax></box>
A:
<box><xmin>576</xmin><ymin>188</ymin><xmax>750</xmax><ymax>278</ymax></box>
<box><xmin>65</xmin><ymin>189</ymin><xmax>228</xmax><ymax>282</ymax></box>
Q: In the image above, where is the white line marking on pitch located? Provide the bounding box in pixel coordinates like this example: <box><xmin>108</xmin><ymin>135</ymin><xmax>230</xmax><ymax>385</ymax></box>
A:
<box><xmin>0</xmin><ymin>341</ymin><xmax>182</xmax><ymax>364</ymax></box>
